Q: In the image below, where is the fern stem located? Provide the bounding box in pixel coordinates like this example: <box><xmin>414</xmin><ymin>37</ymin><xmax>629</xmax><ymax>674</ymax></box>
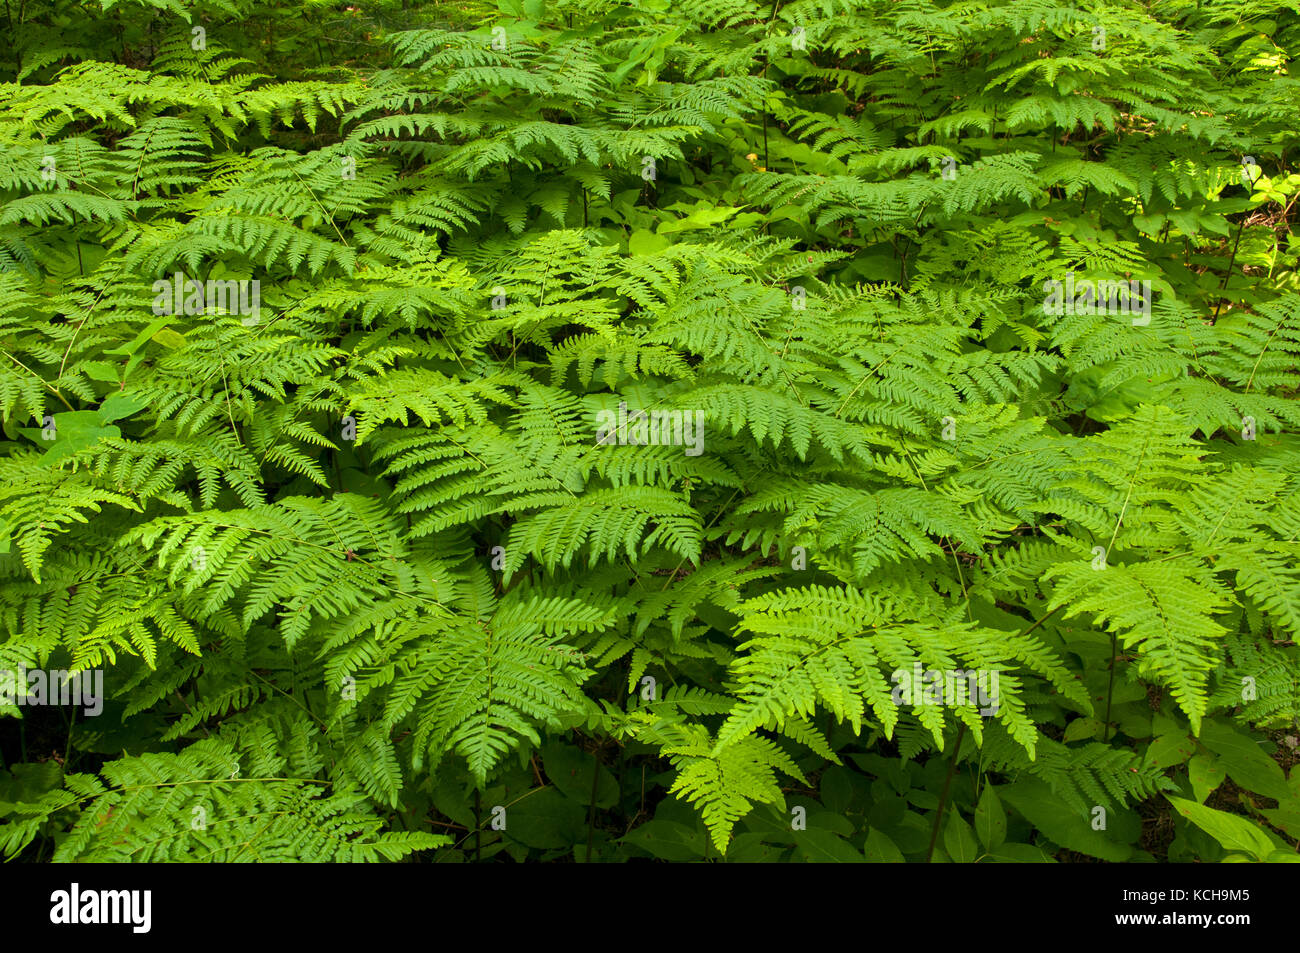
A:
<box><xmin>474</xmin><ymin>787</ymin><xmax>482</xmax><ymax>863</ymax></box>
<box><xmin>64</xmin><ymin>705</ymin><xmax>76</xmax><ymax>767</ymax></box>
<box><xmin>2</xmin><ymin>349</ymin><xmax>74</xmax><ymax>411</ymax></box>
<box><xmin>1212</xmin><ymin>216</ymin><xmax>1246</xmax><ymax>322</ymax></box>
<box><xmin>1018</xmin><ymin>604</ymin><xmax>1064</xmax><ymax>644</ymax></box>
<box><xmin>925</xmin><ymin>721</ymin><xmax>967</xmax><ymax>863</ymax></box>
<box><xmin>584</xmin><ymin>752</ymin><xmax>601</xmax><ymax>863</ymax></box>
<box><xmin>1106</xmin><ymin>429</ymin><xmax>1151</xmax><ymax>557</ymax></box>
<box><xmin>1104</xmin><ymin>633</ymin><xmax>1118</xmax><ymax>742</ymax></box>
<box><xmin>761</xmin><ymin>0</ymin><xmax>780</xmax><ymax>173</ymax></box>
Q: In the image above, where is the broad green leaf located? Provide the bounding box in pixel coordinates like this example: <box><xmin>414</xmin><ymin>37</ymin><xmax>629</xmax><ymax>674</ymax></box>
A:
<box><xmin>1198</xmin><ymin>720</ymin><xmax>1291</xmax><ymax>801</ymax></box>
<box><xmin>628</xmin><ymin>228</ymin><xmax>671</xmax><ymax>257</ymax></box>
<box><xmin>541</xmin><ymin>740</ymin><xmax>618</xmax><ymax>809</ymax></box>
<box><xmin>1187</xmin><ymin>752</ymin><xmax>1225</xmax><ymax>803</ymax></box>
<box><xmin>1166</xmin><ymin>797</ymin><xmax>1279</xmax><ymax>862</ymax></box>
<box><xmin>1063</xmin><ymin>717</ymin><xmax>1104</xmax><ymax>742</ymax></box>
<box><xmin>622</xmin><ymin>820</ymin><xmax>707</xmax><ymax>861</ymax></box>
<box><xmin>658</xmin><ymin>203</ymin><xmax>744</xmax><ymax>234</ymax></box>
<box><xmin>1145</xmin><ymin>732</ymin><xmax>1196</xmax><ymax>770</ymax></box>
<box><xmin>1001</xmin><ymin>778</ymin><xmax>1132</xmax><ymax>862</ymax></box>
<box><xmin>151</xmin><ymin>328</ymin><xmax>188</xmax><ymax>349</ymax></box>
<box><xmin>501</xmin><ymin>788</ymin><xmax>584</xmax><ymax>850</ymax></box>
<box><xmin>792</xmin><ymin>828</ymin><xmax>865</xmax><ymax>863</ymax></box>
<box><xmin>817</xmin><ymin>766</ymin><xmax>856</xmax><ymax>815</ymax></box>
<box><xmin>987</xmin><ymin>843</ymin><xmax>1057</xmax><ymax>862</ymax></box>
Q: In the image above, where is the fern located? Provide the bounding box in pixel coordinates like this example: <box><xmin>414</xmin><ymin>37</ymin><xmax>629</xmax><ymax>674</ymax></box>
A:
<box><xmin>3</xmin><ymin>0</ymin><xmax>1299</xmax><ymax>867</ymax></box>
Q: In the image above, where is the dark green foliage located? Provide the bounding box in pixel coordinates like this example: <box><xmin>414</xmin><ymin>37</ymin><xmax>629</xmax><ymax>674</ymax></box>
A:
<box><xmin>2</xmin><ymin>0</ymin><xmax>1299</xmax><ymax>863</ymax></box>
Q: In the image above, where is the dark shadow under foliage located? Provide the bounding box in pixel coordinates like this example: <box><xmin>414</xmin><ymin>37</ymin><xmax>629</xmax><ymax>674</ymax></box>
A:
<box><xmin>1</xmin><ymin>0</ymin><xmax>1299</xmax><ymax>863</ymax></box>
